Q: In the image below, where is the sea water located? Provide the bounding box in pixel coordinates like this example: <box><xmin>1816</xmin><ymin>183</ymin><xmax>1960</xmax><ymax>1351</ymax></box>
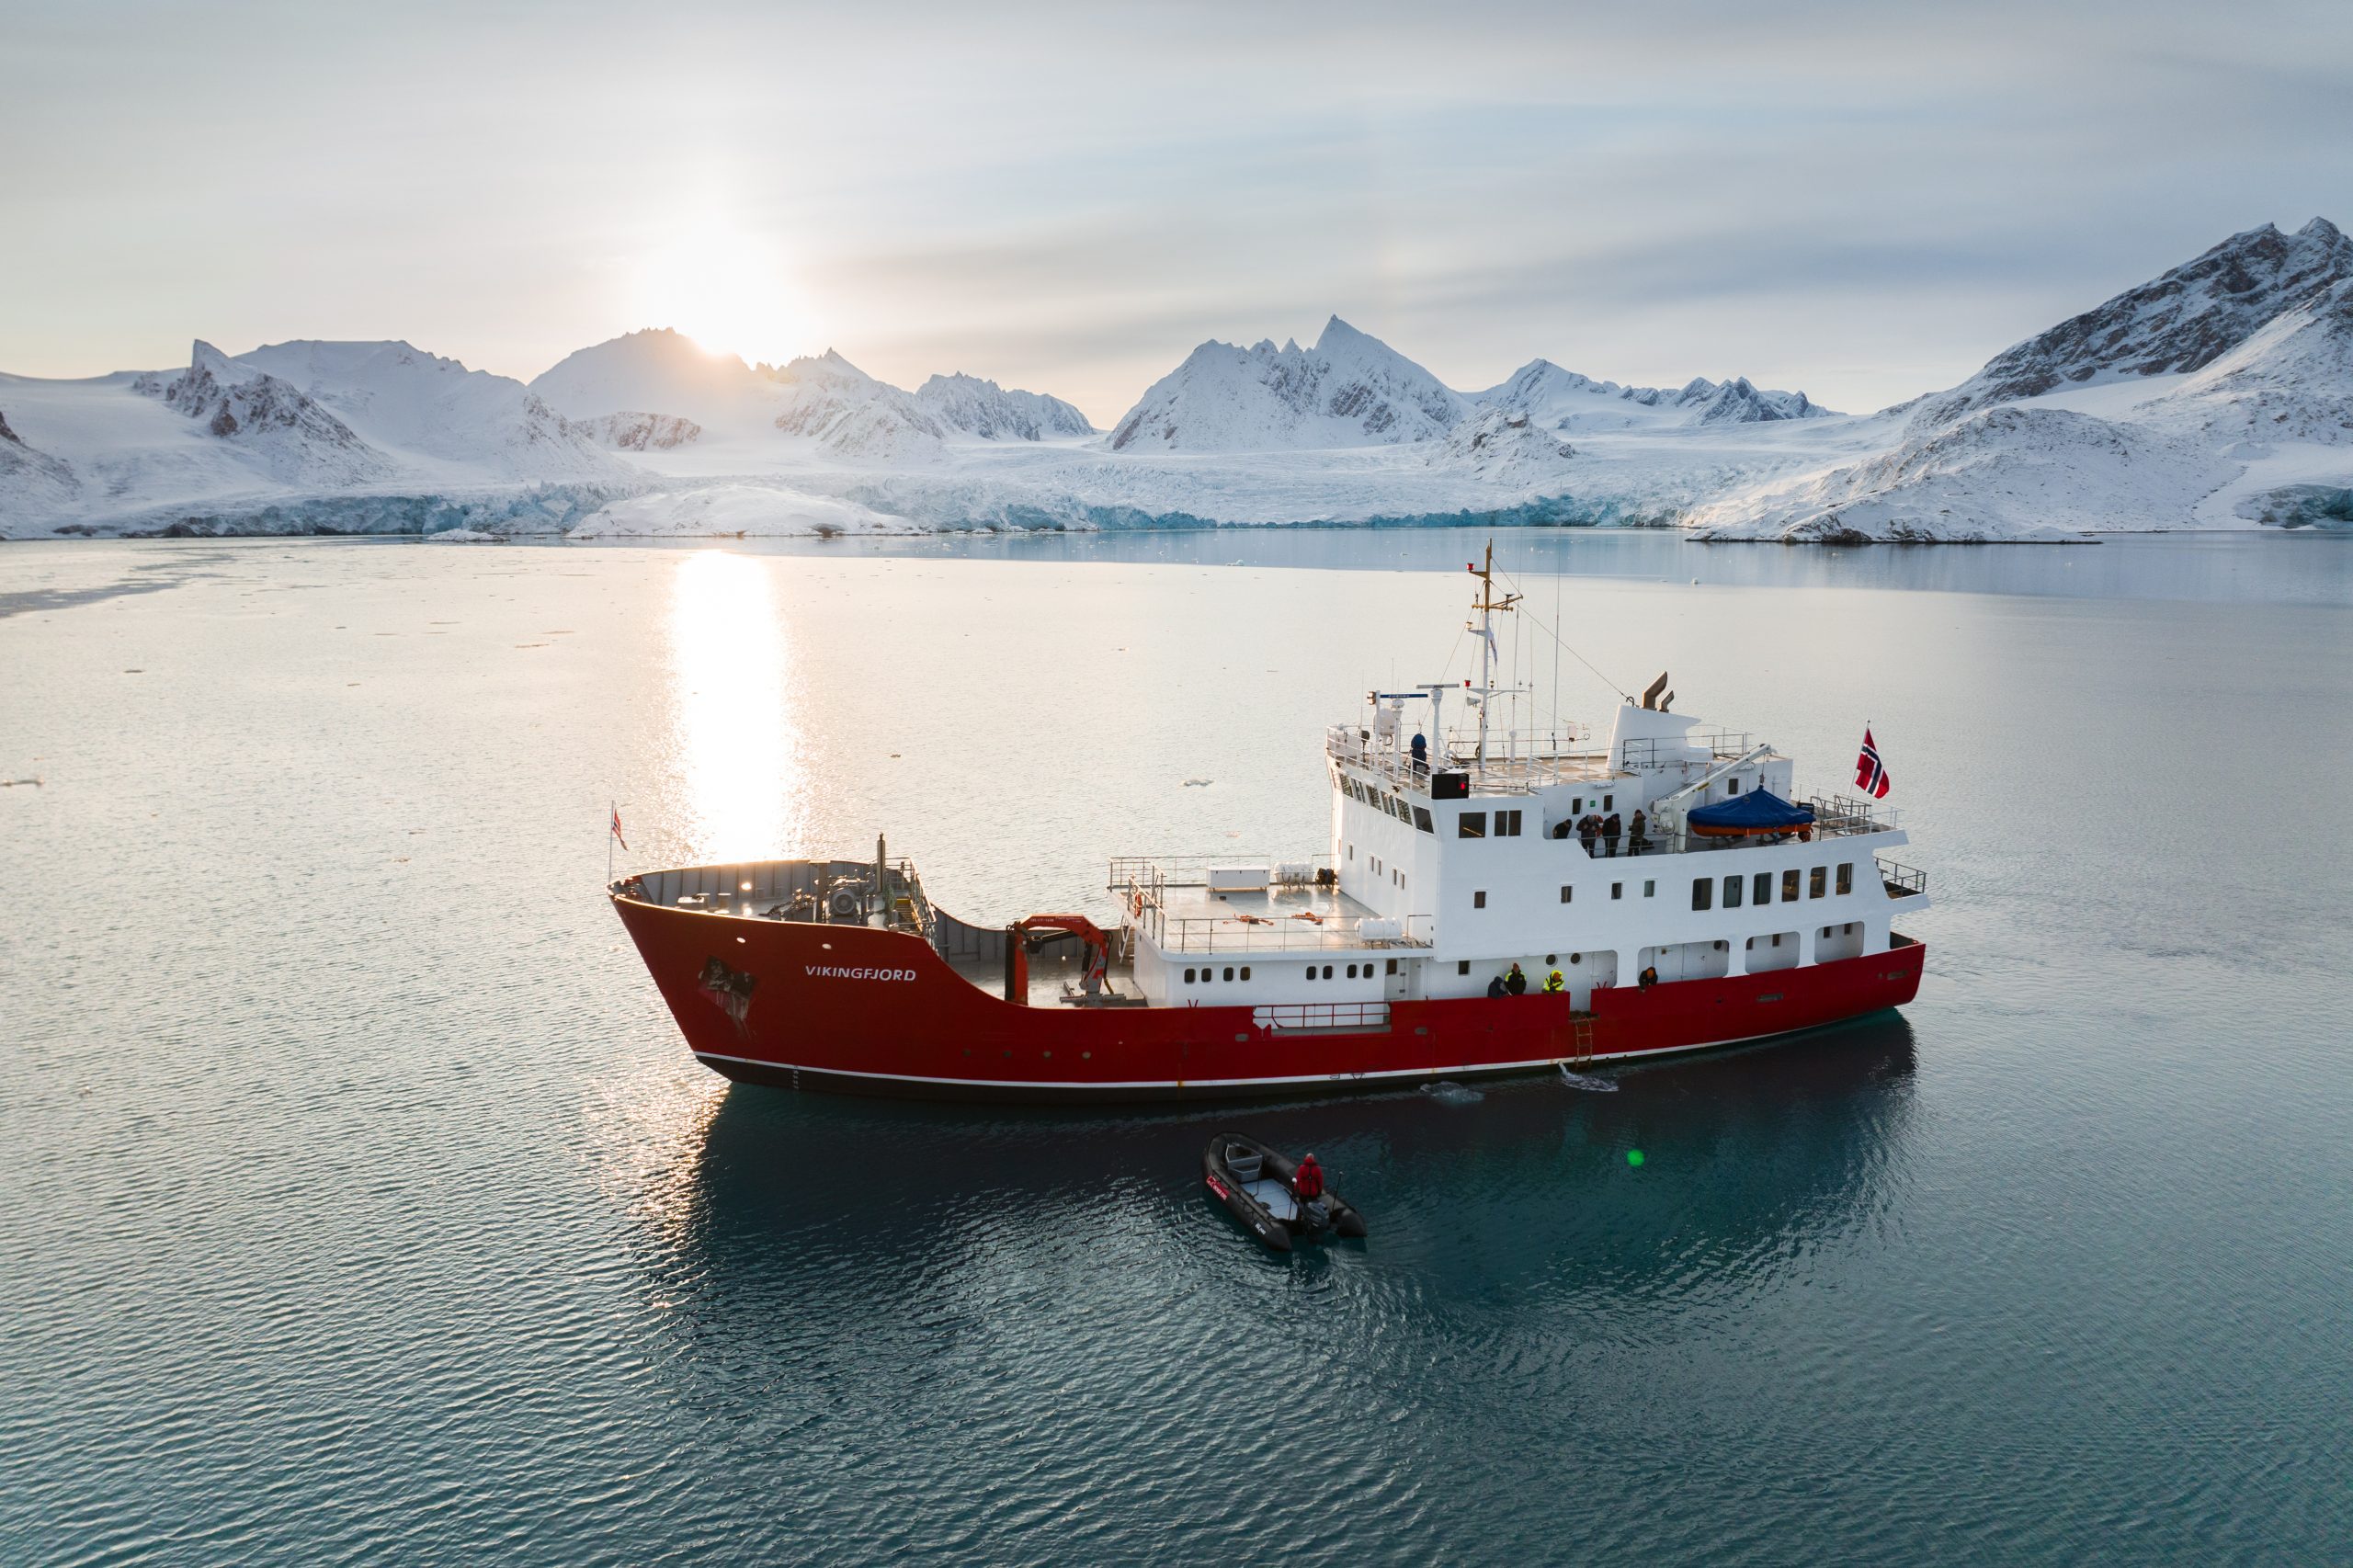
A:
<box><xmin>3</xmin><ymin>529</ymin><xmax>2349</xmax><ymax>1562</ymax></box>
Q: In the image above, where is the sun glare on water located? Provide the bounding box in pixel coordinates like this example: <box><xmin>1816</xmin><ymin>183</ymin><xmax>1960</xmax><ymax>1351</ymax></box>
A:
<box><xmin>628</xmin><ymin>218</ymin><xmax>817</xmax><ymax>368</ymax></box>
<box><xmin>665</xmin><ymin>551</ymin><xmax>803</xmax><ymax>863</ymax></box>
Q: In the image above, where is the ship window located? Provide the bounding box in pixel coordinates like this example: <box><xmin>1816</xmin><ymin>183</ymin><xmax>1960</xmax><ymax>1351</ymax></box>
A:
<box><xmin>1473</xmin><ymin>890</ymin><xmax>1487</xmax><ymax>908</ymax></box>
<box><xmin>1723</xmin><ymin>874</ymin><xmax>1743</xmax><ymax>908</ymax></box>
<box><xmin>1571</xmin><ymin>952</ymin><xmax>1582</xmax><ymax>964</ymax></box>
<box><xmin>1560</xmin><ymin>885</ymin><xmax>1573</xmax><ymax>903</ymax></box>
<box><xmin>1240</xmin><ymin>966</ymin><xmax>1252</xmax><ymax>980</ymax></box>
<box><xmin>1782</xmin><ymin>868</ymin><xmax>1801</xmax><ymax>902</ymax></box>
<box><xmin>1222</xmin><ymin>967</ymin><xmax>1235</xmax><ymax>982</ymax></box>
<box><xmin>1692</xmin><ymin>878</ymin><xmax>1713</xmax><ymax>911</ymax></box>
<box><xmin>1810</xmin><ymin>866</ymin><xmax>1827</xmax><ymax>899</ymax></box>
<box><xmin>1611</xmin><ymin>882</ymin><xmax>1622</xmax><ymax>901</ymax></box>
<box><xmin>1572</xmin><ymin>797</ymin><xmax>1583</xmax><ymax>813</ymax></box>
<box><xmin>1459</xmin><ymin>960</ymin><xmax>1472</xmax><ymax>975</ymax></box>
<box><xmin>1414</xmin><ymin>806</ymin><xmax>1434</xmax><ymax>834</ymax></box>
<box><xmin>1836</xmin><ymin>862</ymin><xmax>1854</xmax><ymax>895</ymax></box>
<box><xmin>1772</xmin><ymin>933</ymin><xmax>1783</xmax><ymax>946</ymax></box>
<box><xmin>1459</xmin><ymin>811</ymin><xmax>1487</xmax><ymax>839</ymax></box>
<box><xmin>1754</xmin><ymin>871</ymin><xmax>1772</xmax><ymax>906</ymax></box>
<box><xmin>1323</xmin><ymin>965</ymin><xmax>1334</xmax><ymax>979</ymax></box>
<box><xmin>1386</xmin><ymin>958</ymin><xmax>1398</xmax><ymax>975</ymax></box>
<box><xmin>1604</xmin><ymin>794</ymin><xmax>1614</xmax><ymax>811</ymax></box>
<box><xmin>1643</xmin><ymin>880</ymin><xmax>1655</xmax><ymax>898</ymax></box>
<box><xmin>1497</xmin><ymin>809</ymin><xmax>1523</xmax><ymax>836</ymax></box>
<box><xmin>1184</xmin><ymin>968</ymin><xmax>1196</xmax><ymax>983</ymax></box>
<box><xmin>1728</xmin><ymin>777</ymin><xmax>1741</xmax><ymax>794</ymax></box>
<box><xmin>1304</xmin><ymin>965</ymin><xmax>1315</xmax><ymax>981</ymax></box>
<box><xmin>1545</xmin><ymin>953</ymin><xmax>1557</xmax><ymax>965</ymax></box>
<box><xmin>1345</xmin><ymin>964</ymin><xmax>1356</xmax><ymax>979</ymax></box>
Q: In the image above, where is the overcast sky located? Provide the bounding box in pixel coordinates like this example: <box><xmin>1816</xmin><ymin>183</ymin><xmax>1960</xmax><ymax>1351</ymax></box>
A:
<box><xmin>6</xmin><ymin>0</ymin><xmax>2350</xmax><ymax>422</ymax></box>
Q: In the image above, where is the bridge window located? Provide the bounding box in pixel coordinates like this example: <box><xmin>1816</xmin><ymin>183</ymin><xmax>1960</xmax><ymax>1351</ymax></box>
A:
<box><xmin>1782</xmin><ymin>868</ymin><xmax>1801</xmax><ymax>902</ymax></box>
<box><xmin>1496</xmin><ymin>809</ymin><xmax>1523</xmax><ymax>836</ymax></box>
<box><xmin>1473</xmin><ymin>890</ymin><xmax>1487</xmax><ymax>908</ymax></box>
<box><xmin>1754</xmin><ymin>870</ymin><xmax>1772</xmax><ymax>906</ymax></box>
<box><xmin>1692</xmin><ymin>878</ymin><xmax>1713</xmax><ymax>911</ymax></box>
<box><xmin>1414</xmin><ymin>806</ymin><xmax>1435</xmax><ymax>834</ymax></box>
<box><xmin>1836</xmin><ymin>862</ymin><xmax>1854</xmax><ymax>894</ymax></box>
<box><xmin>1723</xmin><ymin>874</ymin><xmax>1743</xmax><ymax>908</ymax></box>
<box><xmin>1810</xmin><ymin>867</ymin><xmax>1827</xmax><ymax>899</ymax></box>
<box><xmin>1459</xmin><ymin>811</ymin><xmax>1486</xmax><ymax>839</ymax></box>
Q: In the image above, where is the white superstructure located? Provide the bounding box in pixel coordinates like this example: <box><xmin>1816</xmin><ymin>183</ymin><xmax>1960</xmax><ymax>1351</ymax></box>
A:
<box><xmin>1112</xmin><ymin>547</ymin><xmax>1927</xmax><ymax>1013</ymax></box>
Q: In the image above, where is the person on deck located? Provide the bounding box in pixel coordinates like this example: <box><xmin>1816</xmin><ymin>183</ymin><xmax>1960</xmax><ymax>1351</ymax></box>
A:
<box><xmin>1603</xmin><ymin>812</ymin><xmax>1623</xmax><ymax>858</ymax></box>
<box><xmin>1506</xmin><ymin>962</ymin><xmax>1528</xmax><ymax>995</ymax></box>
<box><xmin>1628</xmin><ymin>810</ymin><xmax>1649</xmax><ymax>857</ymax></box>
<box><xmin>1578</xmin><ymin>813</ymin><xmax>1600</xmax><ymax>857</ymax></box>
<box><xmin>1486</xmin><ymin>972</ymin><xmax>1508</xmax><ymax>999</ymax></box>
<box><xmin>1639</xmin><ymin>964</ymin><xmax>1659</xmax><ymax>990</ymax></box>
<box><xmin>1294</xmin><ymin>1153</ymin><xmax>1324</xmax><ymax>1204</ymax></box>
<box><xmin>1543</xmin><ymin>970</ymin><xmax>1565</xmax><ymax>994</ymax></box>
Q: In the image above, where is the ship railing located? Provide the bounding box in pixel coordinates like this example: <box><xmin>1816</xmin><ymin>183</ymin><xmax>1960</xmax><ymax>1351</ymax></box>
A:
<box><xmin>1252</xmin><ymin>1001</ymin><xmax>1392</xmax><ymax>1036</ymax></box>
<box><xmin>1803</xmin><ymin>794</ymin><xmax>1904</xmax><ymax>836</ymax></box>
<box><xmin>1325</xmin><ymin>726</ymin><xmax>1616</xmax><ymax>795</ymax></box>
<box><xmin>1107</xmin><ymin>853</ymin><xmax>1332</xmax><ymax>892</ymax></box>
<box><xmin>1875</xmin><ymin>857</ymin><xmax>1928</xmax><ymax>899</ymax></box>
<box><xmin>1615</xmin><ymin>732</ymin><xmax>1757</xmax><ymax>773</ymax></box>
<box><xmin>1151</xmin><ymin>914</ymin><xmax>1432</xmax><ymax>954</ymax></box>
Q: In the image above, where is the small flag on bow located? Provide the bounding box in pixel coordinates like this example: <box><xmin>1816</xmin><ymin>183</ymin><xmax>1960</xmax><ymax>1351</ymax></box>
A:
<box><xmin>1854</xmin><ymin>728</ymin><xmax>1892</xmax><ymax>800</ymax></box>
<box><xmin>609</xmin><ymin>803</ymin><xmax>628</xmax><ymax>851</ymax></box>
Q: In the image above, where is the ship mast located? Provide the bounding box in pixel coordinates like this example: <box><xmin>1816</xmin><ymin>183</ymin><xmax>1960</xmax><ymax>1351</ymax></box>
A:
<box><xmin>1467</xmin><ymin>540</ymin><xmax>1519</xmax><ymax>770</ymax></box>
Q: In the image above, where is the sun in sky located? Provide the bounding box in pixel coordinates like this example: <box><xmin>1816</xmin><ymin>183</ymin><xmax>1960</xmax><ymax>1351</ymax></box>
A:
<box><xmin>624</xmin><ymin>214</ymin><xmax>820</xmax><ymax>369</ymax></box>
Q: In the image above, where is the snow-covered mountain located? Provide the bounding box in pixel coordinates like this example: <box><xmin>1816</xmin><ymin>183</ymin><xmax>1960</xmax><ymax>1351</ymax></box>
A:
<box><xmin>1109</xmin><ymin>316</ymin><xmax>1468</xmax><ymax>451</ymax></box>
<box><xmin>529</xmin><ymin>328</ymin><xmax>767</xmax><ymax>432</ymax></box>
<box><xmin>915</xmin><ymin>373</ymin><xmax>1094</xmax><ymax>440</ymax></box>
<box><xmin>769</xmin><ymin>349</ymin><xmax>949</xmax><ymax>464</ymax></box>
<box><xmin>1911</xmin><ymin>218</ymin><xmax>2352</xmax><ymax>427</ymax></box>
<box><xmin>4</xmin><ymin>222</ymin><xmax>2345</xmax><ymax>542</ymax></box>
<box><xmin>132</xmin><ymin>341</ymin><xmax>392</xmax><ymax>487</ymax></box>
<box><xmin>1474</xmin><ymin>360</ymin><xmax>1834</xmax><ymax>432</ymax></box>
<box><xmin>1427</xmin><ymin>407</ymin><xmax>1575</xmax><ymax>483</ymax></box>
<box><xmin>230</xmin><ymin>339</ymin><xmax>616</xmax><ymax>481</ymax></box>
<box><xmin>1694</xmin><ymin>219</ymin><xmax>2353</xmax><ymax>541</ymax></box>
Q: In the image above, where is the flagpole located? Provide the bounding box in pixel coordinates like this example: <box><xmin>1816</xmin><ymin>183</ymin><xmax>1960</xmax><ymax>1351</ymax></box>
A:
<box><xmin>608</xmin><ymin>799</ymin><xmax>615</xmax><ymax>885</ymax></box>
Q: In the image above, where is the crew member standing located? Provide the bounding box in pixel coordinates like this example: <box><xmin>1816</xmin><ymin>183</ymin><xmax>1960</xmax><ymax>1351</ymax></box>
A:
<box><xmin>1506</xmin><ymin>962</ymin><xmax>1528</xmax><ymax>995</ymax></box>
<box><xmin>1603</xmin><ymin>811</ymin><xmax>1623</xmax><ymax>858</ymax></box>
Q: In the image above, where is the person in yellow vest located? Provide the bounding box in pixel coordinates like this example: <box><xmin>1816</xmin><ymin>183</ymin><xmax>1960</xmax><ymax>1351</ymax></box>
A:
<box><xmin>1543</xmin><ymin>969</ymin><xmax>1565</xmax><ymax>994</ymax></box>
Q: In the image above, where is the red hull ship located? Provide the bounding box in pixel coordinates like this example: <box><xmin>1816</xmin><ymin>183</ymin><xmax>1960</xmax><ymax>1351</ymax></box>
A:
<box><xmin>614</xmin><ymin>550</ymin><xmax>1927</xmax><ymax>1103</ymax></box>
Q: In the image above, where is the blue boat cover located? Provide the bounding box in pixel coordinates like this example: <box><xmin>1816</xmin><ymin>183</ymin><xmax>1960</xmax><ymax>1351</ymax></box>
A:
<box><xmin>1687</xmin><ymin>789</ymin><xmax>1815</xmax><ymax>831</ymax></box>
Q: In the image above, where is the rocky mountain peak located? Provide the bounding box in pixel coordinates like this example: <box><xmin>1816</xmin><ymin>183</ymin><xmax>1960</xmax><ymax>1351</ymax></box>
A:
<box><xmin>1915</xmin><ymin>215</ymin><xmax>2353</xmax><ymax>425</ymax></box>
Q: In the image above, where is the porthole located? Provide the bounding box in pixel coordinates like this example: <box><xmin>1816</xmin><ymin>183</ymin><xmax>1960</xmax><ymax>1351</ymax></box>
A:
<box><xmin>1222</xmin><ymin>967</ymin><xmax>1234</xmax><ymax>982</ymax></box>
<box><xmin>1545</xmin><ymin>954</ymin><xmax>1557</xmax><ymax>965</ymax></box>
<box><xmin>1570</xmin><ymin>952</ymin><xmax>1582</xmax><ymax>964</ymax></box>
<box><xmin>1240</xmin><ymin>966</ymin><xmax>1252</xmax><ymax>980</ymax></box>
<box><xmin>1323</xmin><ymin>965</ymin><xmax>1335</xmax><ymax>980</ymax></box>
<box><xmin>1184</xmin><ymin>968</ymin><xmax>1196</xmax><ymax>983</ymax></box>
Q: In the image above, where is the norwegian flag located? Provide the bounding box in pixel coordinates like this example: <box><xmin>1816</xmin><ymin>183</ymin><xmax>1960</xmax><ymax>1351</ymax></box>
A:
<box><xmin>608</xmin><ymin>802</ymin><xmax>628</xmax><ymax>851</ymax></box>
<box><xmin>1854</xmin><ymin>727</ymin><xmax>1892</xmax><ymax>800</ymax></box>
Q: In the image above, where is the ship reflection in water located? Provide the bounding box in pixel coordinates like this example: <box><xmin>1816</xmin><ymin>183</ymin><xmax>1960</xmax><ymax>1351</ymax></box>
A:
<box><xmin>664</xmin><ymin>551</ymin><xmax>802</xmax><ymax>865</ymax></box>
<box><xmin>632</xmin><ymin>1017</ymin><xmax>1918</xmax><ymax>1411</ymax></box>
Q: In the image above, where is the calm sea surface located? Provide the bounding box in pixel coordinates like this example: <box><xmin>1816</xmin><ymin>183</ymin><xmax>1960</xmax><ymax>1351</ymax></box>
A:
<box><xmin>4</xmin><ymin>528</ymin><xmax>2349</xmax><ymax>1563</ymax></box>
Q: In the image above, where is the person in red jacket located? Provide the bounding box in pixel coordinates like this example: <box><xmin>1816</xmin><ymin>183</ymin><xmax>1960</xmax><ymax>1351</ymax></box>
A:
<box><xmin>1293</xmin><ymin>1153</ymin><xmax>1324</xmax><ymax>1202</ymax></box>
